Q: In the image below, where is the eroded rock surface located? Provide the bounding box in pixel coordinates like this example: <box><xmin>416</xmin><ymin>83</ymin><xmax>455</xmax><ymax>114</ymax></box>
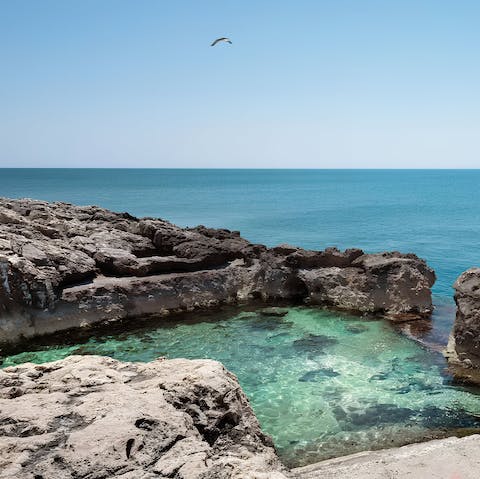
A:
<box><xmin>446</xmin><ymin>268</ymin><xmax>480</xmax><ymax>382</ymax></box>
<box><xmin>291</xmin><ymin>435</ymin><xmax>480</xmax><ymax>479</ymax></box>
<box><xmin>0</xmin><ymin>355</ymin><xmax>288</xmax><ymax>479</ymax></box>
<box><xmin>0</xmin><ymin>198</ymin><xmax>435</xmax><ymax>343</ymax></box>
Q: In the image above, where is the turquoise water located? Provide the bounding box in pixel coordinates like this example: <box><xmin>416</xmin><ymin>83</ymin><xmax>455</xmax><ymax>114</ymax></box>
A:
<box><xmin>2</xmin><ymin>169</ymin><xmax>480</xmax><ymax>465</ymax></box>
<box><xmin>2</xmin><ymin>307</ymin><xmax>480</xmax><ymax>467</ymax></box>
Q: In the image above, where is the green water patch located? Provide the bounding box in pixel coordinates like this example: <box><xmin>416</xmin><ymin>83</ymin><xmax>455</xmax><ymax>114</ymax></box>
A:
<box><xmin>2</xmin><ymin>307</ymin><xmax>480</xmax><ymax>468</ymax></box>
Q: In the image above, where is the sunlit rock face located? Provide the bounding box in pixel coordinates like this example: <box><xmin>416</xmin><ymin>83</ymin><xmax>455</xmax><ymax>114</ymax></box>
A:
<box><xmin>447</xmin><ymin>268</ymin><xmax>480</xmax><ymax>382</ymax></box>
<box><xmin>0</xmin><ymin>198</ymin><xmax>435</xmax><ymax>343</ymax></box>
<box><xmin>0</xmin><ymin>355</ymin><xmax>289</xmax><ymax>479</ymax></box>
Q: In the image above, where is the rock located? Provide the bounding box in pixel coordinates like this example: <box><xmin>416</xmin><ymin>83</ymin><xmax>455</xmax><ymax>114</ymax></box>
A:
<box><xmin>299</xmin><ymin>253</ymin><xmax>435</xmax><ymax>320</ymax></box>
<box><xmin>298</xmin><ymin>368</ymin><xmax>340</xmax><ymax>382</ymax></box>
<box><xmin>259</xmin><ymin>307</ymin><xmax>289</xmax><ymax>317</ymax></box>
<box><xmin>0</xmin><ymin>198</ymin><xmax>436</xmax><ymax>344</ymax></box>
<box><xmin>446</xmin><ymin>268</ymin><xmax>480</xmax><ymax>382</ymax></box>
<box><xmin>292</xmin><ymin>334</ymin><xmax>338</xmax><ymax>355</ymax></box>
<box><xmin>344</xmin><ymin>323</ymin><xmax>369</xmax><ymax>334</ymax></box>
<box><xmin>290</xmin><ymin>435</ymin><xmax>480</xmax><ymax>479</ymax></box>
<box><xmin>271</xmin><ymin>244</ymin><xmax>299</xmax><ymax>256</ymax></box>
<box><xmin>0</xmin><ymin>355</ymin><xmax>288</xmax><ymax>479</ymax></box>
<box><xmin>285</xmin><ymin>247</ymin><xmax>364</xmax><ymax>269</ymax></box>
<box><xmin>20</xmin><ymin>243</ymin><xmax>50</xmax><ymax>266</ymax></box>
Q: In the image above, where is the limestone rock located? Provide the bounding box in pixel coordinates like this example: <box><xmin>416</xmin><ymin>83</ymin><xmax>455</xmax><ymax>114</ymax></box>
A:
<box><xmin>291</xmin><ymin>435</ymin><xmax>480</xmax><ymax>479</ymax></box>
<box><xmin>0</xmin><ymin>355</ymin><xmax>288</xmax><ymax>479</ymax></box>
<box><xmin>299</xmin><ymin>253</ymin><xmax>435</xmax><ymax>320</ymax></box>
<box><xmin>0</xmin><ymin>198</ymin><xmax>436</xmax><ymax>344</ymax></box>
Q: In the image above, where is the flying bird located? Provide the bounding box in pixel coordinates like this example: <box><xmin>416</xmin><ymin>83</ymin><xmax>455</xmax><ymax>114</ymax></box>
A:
<box><xmin>211</xmin><ymin>37</ymin><xmax>232</xmax><ymax>47</ymax></box>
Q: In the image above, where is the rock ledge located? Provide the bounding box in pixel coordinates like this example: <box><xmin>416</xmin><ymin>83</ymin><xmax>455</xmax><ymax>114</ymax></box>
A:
<box><xmin>0</xmin><ymin>198</ymin><xmax>436</xmax><ymax>343</ymax></box>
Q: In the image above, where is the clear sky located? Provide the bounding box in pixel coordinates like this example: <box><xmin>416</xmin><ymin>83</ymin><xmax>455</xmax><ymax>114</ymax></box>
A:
<box><xmin>1</xmin><ymin>0</ymin><xmax>479</xmax><ymax>168</ymax></box>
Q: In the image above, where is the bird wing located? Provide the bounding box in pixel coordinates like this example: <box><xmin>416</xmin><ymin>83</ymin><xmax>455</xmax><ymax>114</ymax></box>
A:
<box><xmin>211</xmin><ymin>37</ymin><xmax>231</xmax><ymax>46</ymax></box>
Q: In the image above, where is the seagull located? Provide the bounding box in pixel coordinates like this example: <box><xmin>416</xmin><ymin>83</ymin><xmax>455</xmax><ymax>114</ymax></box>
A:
<box><xmin>211</xmin><ymin>37</ymin><xmax>232</xmax><ymax>47</ymax></box>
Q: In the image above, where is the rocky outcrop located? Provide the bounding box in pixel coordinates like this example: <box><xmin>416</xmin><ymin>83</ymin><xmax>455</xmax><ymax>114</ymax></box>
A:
<box><xmin>446</xmin><ymin>268</ymin><xmax>480</xmax><ymax>382</ymax></box>
<box><xmin>0</xmin><ymin>355</ymin><xmax>288</xmax><ymax>479</ymax></box>
<box><xmin>298</xmin><ymin>252</ymin><xmax>434</xmax><ymax>318</ymax></box>
<box><xmin>291</xmin><ymin>434</ymin><xmax>480</xmax><ymax>479</ymax></box>
<box><xmin>0</xmin><ymin>198</ymin><xmax>435</xmax><ymax>344</ymax></box>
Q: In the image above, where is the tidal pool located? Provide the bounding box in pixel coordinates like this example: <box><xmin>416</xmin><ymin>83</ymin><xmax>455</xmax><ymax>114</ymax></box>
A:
<box><xmin>2</xmin><ymin>307</ymin><xmax>480</xmax><ymax>468</ymax></box>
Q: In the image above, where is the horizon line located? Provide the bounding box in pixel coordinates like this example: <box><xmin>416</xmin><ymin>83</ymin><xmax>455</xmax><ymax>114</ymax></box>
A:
<box><xmin>2</xmin><ymin>167</ymin><xmax>480</xmax><ymax>171</ymax></box>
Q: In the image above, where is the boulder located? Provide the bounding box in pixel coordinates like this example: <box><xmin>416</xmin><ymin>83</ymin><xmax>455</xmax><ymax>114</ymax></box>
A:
<box><xmin>299</xmin><ymin>252</ymin><xmax>435</xmax><ymax>320</ymax></box>
<box><xmin>446</xmin><ymin>268</ymin><xmax>480</xmax><ymax>382</ymax></box>
<box><xmin>0</xmin><ymin>355</ymin><xmax>288</xmax><ymax>479</ymax></box>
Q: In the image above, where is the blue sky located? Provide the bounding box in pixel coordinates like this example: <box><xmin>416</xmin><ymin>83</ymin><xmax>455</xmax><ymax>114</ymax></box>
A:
<box><xmin>1</xmin><ymin>0</ymin><xmax>479</xmax><ymax>168</ymax></box>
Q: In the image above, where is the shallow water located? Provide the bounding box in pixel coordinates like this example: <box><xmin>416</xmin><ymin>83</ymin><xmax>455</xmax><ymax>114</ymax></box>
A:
<box><xmin>3</xmin><ymin>307</ymin><xmax>480</xmax><ymax>467</ymax></box>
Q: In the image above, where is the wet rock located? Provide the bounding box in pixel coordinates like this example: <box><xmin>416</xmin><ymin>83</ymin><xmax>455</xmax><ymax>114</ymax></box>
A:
<box><xmin>0</xmin><ymin>355</ymin><xmax>289</xmax><ymax>479</ymax></box>
<box><xmin>259</xmin><ymin>307</ymin><xmax>289</xmax><ymax>317</ymax></box>
<box><xmin>419</xmin><ymin>406</ymin><xmax>480</xmax><ymax>429</ymax></box>
<box><xmin>292</xmin><ymin>334</ymin><xmax>338</xmax><ymax>356</ymax></box>
<box><xmin>344</xmin><ymin>403</ymin><xmax>414</xmax><ymax>427</ymax></box>
<box><xmin>249</xmin><ymin>316</ymin><xmax>293</xmax><ymax>332</ymax></box>
<box><xmin>344</xmin><ymin>323</ymin><xmax>370</xmax><ymax>334</ymax></box>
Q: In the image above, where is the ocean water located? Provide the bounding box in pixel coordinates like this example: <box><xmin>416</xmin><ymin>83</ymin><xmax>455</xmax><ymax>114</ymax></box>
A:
<box><xmin>2</xmin><ymin>168</ymin><xmax>480</xmax><ymax>465</ymax></box>
<box><xmin>3</xmin><ymin>307</ymin><xmax>480</xmax><ymax>467</ymax></box>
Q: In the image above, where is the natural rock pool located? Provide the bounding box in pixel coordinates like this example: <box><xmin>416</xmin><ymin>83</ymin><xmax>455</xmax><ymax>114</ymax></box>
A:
<box><xmin>2</xmin><ymin>307</ymin><xmax>480</xmax><ymax>468</ymax></box>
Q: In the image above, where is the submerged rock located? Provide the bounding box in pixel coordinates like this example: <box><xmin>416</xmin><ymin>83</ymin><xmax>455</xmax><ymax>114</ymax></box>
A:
<box><xmin>292</xmin><ymin>334</ymin><xmax>338</xmax><ymax>357</ymax></box>
<box><xmin>334</xmin><ymin>403</ymin><xmax>414</xmax><ymax>428</ymax></box>
<box><xmin>344</xmin><ymin>323</ymin><xmax>370</xmax><ymax>334</ymax></box>
<box><xmin>259</xmin><ymin>307</ymin><xmax>289</xmax><ymax>317</ymax></box>
<box><xmin>0</xmin><ymin>355</ymin><xmax>289</xmax><ymax>479</ymax></box>
<box><xmin>0</xmin><ymin>198</ymin><xmax>436</xmax><ymax>344</ymax></box>
<box><xmin>418</xmin><ymin>406</ymin><xmax>480</xmax><ymax>429</ymax></box>
<box><xmin>248</xmin><ymin>316</ymin><xmax>293</xmax><ymax>332</ymax></box>
<box><xmin>298</xmin><ymin>368</ymin><xmax>340</xmax><ymax>382</ymax></box>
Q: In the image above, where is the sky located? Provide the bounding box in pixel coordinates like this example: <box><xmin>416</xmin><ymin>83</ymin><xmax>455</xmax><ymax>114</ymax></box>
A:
<box><xmin>1</xmin><ymin>0</ymin><xmax>480</xmax><ymax>168</ymax></box>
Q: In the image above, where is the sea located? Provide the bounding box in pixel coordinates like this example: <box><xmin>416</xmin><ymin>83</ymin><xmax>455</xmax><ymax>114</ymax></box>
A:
<box><xmin>2</xmin><ymin>168</ymin><xmax>480</xmax><ymax>466</ymax></box>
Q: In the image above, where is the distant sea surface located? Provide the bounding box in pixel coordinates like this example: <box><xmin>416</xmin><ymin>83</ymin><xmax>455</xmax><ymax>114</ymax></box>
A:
<box><xmin>2</xmin><ymin>168</ymin><xmax>480</xmax><ymax>311</ymax></box>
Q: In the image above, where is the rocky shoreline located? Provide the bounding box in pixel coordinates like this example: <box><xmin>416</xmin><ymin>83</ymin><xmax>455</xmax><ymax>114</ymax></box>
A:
<box><xmin>3</xmin><ymin>197</ymin><xmax>480</xmax><ymax>477</ymax></box>
<box><xmin>2</xmin><ymin>355</ymin><xmax>480</xmax><ymax>479</ymax></box>
<box><xmin>0</xmin><ymin>198</ymin><xmax>435</xmax><ymax>345</ymax></box>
